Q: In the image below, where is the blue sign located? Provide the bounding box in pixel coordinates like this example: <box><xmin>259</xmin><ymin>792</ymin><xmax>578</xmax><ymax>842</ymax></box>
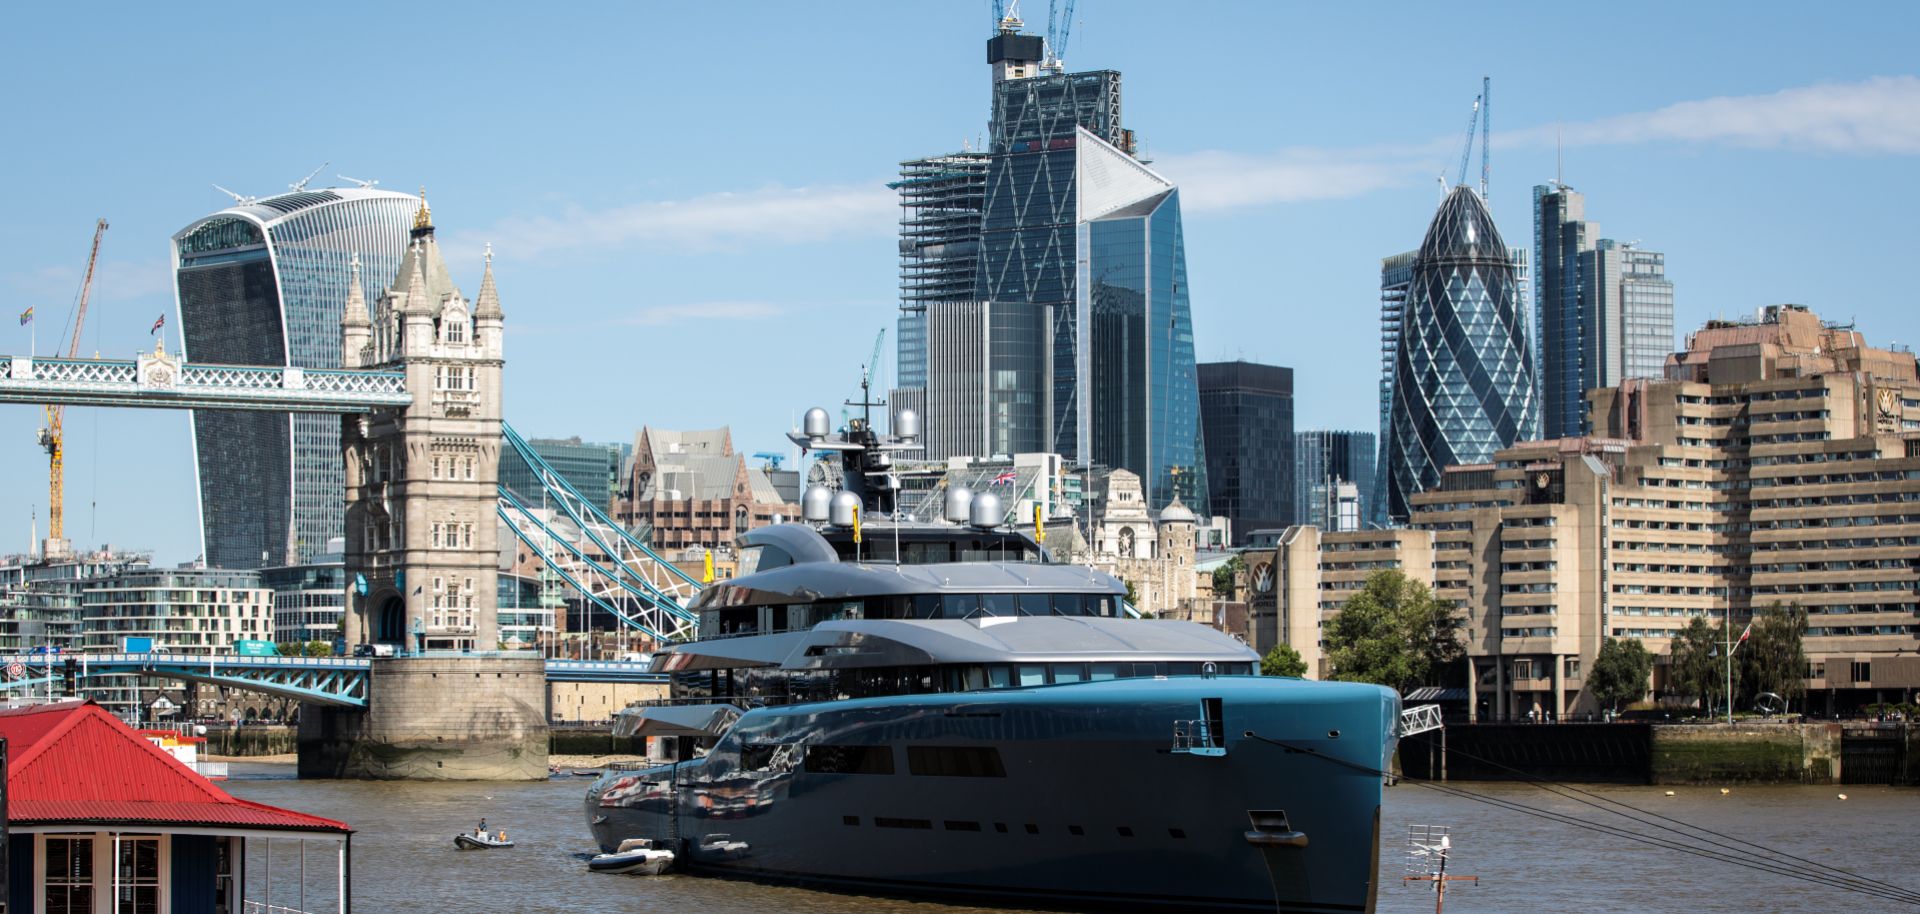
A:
<box><xmin>354</xmin><ymin>573</ymin><xmax>369</xmax><ymax>596</ymax></box>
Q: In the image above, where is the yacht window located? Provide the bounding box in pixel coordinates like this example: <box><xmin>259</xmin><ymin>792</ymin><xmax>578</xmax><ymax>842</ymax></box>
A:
<box><xmin>913</xmin><ymin>594</ymin><xmax>942</xmax><ymax>619</ymax></box>
<box><xmin>941</xmin><ymin>594</ymin><xmax>979</xmax><ymax>618</ymax></box>
<box><xmin>904</xmin><ymin>542</ymin><xmax>956</xmax><ymax>564</ymax></box>
<box><xmin>1051</xmin><ymin>664</ymin><xmax>1086</xmax><ymax>684</ymax></box>
<box><xmin>908</xmin><ymin>746</ymin><xmax>1007</xmax><ymax>778</ymax></box>
<box><xmin>963</xmin><ymin>667</ymin><xmax>988</xmax><ymax>691</ymax></box>
<box><xmin>1088</xmin><ymin>663</ymin><xmax>1119</xmax><ymax>681</ymax></box>
<box><xmin>1017</xmin><ymin>593</ymin><xmax>1051</xmax><ymax>616</ymax></box>
<box><xmin>1091</xmin><ymin>596</ymin><xmax>1116</xmax><ymax>617</ymax></box>
<box><xmin>987</xmin><ymin>666</ymin><xmax>1013</xmax><ymax>689</ymax></box>
<box><xmin>1016</xmin><ymin>665</ymin><xmax>1048</xmax><ymax>687</ymax></box>
<box><xmin>803</xmin><ymin>745</ymin><xmax>894</xmax><ymax>775</ymax></box>
<box><xmin>1051</xmin><ymin>593</ymin><xmax>1084</xmax><ymax>616</ymax></box>
<box><xmin>978</xmin><ymin>593</ymin><xmax>1016</xmax><ymax>617</ymax></box>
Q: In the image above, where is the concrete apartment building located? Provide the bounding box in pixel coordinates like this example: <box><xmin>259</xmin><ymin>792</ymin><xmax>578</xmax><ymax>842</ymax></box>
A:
<box><xmin>1403</xmin><ymin>304</ymin><xmax>1920</xmax><ymax>719</ymax></box>
<box><xmin>1242</xmin><ymin>527</ymin><xmax>1436</xmax><ymax>678</ymax></box>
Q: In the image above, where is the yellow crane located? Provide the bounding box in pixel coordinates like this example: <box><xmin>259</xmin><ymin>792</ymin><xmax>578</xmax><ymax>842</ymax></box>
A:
<box><xmin>38</xmin><ymin>218</ymin><xmax>108</xmax><ymax>556</ymax></box>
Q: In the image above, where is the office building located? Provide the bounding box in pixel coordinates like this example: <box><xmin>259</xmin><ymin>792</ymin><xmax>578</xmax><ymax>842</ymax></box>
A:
<box><xmin>1372</xmin><ymin>251</ymin><xmax>1417</xmax><ymax>529</ymax></box>
<box><xmin>923</xmin><ymin>300</ymin><xmax>1048</xmax><ymax>459</ymax></box>
<box><xmin>1241</xmin><ymin>526</ymin><xmax>1437</xmax><ymax>673</ymax></box>
<box><xmin>499</xmin><ymin>436</ymin><xmax>630</xmax><ymax>514</ymax></box>
<box><xmin>1385</xmin><ymin>185</ymin><xmax>1539</xmax><ymax>521</ymax></box>
<box><xmin>1197</xmin><ymin>361</ymin><xmax>1294</xmax><ymax>541</ymax></box>
<box><xmin>1406</xmin><ymin>305</ymin><xmax>1920</xmax><ymax>718</ymax></box>
<box><xmin>0</xmin><ymin>548</ymin><xmax>151</xmax><ymax>653</ymax></box>
<box><xmin>260</xmin><ymin>558</ymin><xmax>346</xmax><ymax>646</ymax></box>
<box><xmin>1296</xmin><ymin>430</ymin><xmax>1375</xmax><ymax>531</ymax></box>
<box><xmin>1534</xmin><ymin>184</ymin><xmax>1676</xmax><ymax>437</ymax></box>
<box><xmin>893</xmin><ymin>152</ymin><xmax>989</xmax><ymax>395</ymax></box>
<box><xmin>1582</xmin><ymin>240</ymin><xmax>1675</xmax><ymax>385</ymax></box>
<box><xmin>911</xmin><ymin>15</ymin><xmax>1207</xmax><ymax>509</ymax></box>
<box><xmin>172</xmin><ymin>186</ymin><xmax>421</xmax><ymax>568</ymax></box>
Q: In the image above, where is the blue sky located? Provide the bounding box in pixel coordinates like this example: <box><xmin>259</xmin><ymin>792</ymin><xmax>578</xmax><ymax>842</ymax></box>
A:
<box><xmin>2</xmin><ymin>1</ymin><xmax>1916</xmax><ymax>564</ymax></box>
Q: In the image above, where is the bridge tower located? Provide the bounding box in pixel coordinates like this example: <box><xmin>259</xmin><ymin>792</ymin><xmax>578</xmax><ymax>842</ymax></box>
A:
<box><xmin>305</xmin><ymin>199</ymin><xmax>545</xmax><ymax>780</ymax></box>
<box><xmin>340</xmin><ymin>198</ymin><xmax>506</xmax><ymax>653</ymax></box>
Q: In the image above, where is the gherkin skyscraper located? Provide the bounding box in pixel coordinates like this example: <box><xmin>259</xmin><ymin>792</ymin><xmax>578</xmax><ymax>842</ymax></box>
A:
<box><xmin>1386</xmin><ymin>185</ymin><xmax>1539</xmax><ymax>520</ymax></box>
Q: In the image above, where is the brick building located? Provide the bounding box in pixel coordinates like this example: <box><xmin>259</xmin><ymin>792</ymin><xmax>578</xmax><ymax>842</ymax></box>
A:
<box><xmin>615</xmin><ymin>427</ymin><xmax>798</xmax><ymax>552</ymax></box>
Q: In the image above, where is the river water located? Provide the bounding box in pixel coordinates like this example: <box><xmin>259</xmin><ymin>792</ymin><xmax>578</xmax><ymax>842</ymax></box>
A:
<box><xmin>224</xmin><ymin>763</ymin><xmax>1920</xmax><ymax>914</ymax></box>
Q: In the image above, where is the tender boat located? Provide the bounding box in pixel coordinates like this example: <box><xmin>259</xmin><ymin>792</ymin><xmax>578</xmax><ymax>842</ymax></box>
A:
<box><xmin>453</xmin><ymin>832</ymin><xmax>514</xmax><ymax>850</ymax></box>
<box><xmin>588</xmin><ymin>838</ymin><xmax>675</xmax><ymax>875</ymax></box>
<box><xmin>586</xmin><ymin>403</ymin><xmax>1408</xmax><ymax>914</ymax></box>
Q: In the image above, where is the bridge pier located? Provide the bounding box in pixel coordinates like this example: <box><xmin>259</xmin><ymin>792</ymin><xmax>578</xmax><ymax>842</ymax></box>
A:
<box><xmin>297</xmin><ymin>656</ymin><xmax>548</xmax><ymax>780</ymax></box>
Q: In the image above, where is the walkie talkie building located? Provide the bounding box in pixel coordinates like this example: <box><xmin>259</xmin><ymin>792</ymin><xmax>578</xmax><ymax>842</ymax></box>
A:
<box><xmin>172</xmin><ymin>187</ymin><xmax>420</xmax><ymax>568</ymax></box>
<box><xmin>1386</xmin><ymin>185</ymin><xmax>1539</xmax><ymax>521</ymax></box>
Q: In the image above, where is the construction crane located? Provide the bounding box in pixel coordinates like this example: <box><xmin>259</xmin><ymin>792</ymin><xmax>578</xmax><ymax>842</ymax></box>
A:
<box><xmin>38</xmin><ymin>218</ymin><xmax>108</xmax><ymax>557</ymax></box>
<box><xmin>1453</xmin><ymin>92</ymin><xmax>1481</xmax><ymax>189</ymax></box>
<box><xmin>1479</xmin><ymin>75</ymin><xmax>1491</xmax><ymax>201</ymax></box>
<box><xmin>1043</xmin><ymin>0</ymin><xmax>1077</xmax><ymax>69</ymax></box>
<box><xmin>842</xmin><ymin>328</ymin><xmax>888</xmax><ymax>427</ymax></box>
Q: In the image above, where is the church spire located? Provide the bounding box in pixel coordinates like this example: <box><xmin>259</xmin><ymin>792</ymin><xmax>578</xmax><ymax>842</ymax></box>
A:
<box><xmin>474</xmin><ymin>243</ymin><xmax>502</xmax><ymax>319</ymax></box>
<box><xmin>400</xmin><ymin>239</ymin><xmax>432</xmax><ymax>313</ymax></box>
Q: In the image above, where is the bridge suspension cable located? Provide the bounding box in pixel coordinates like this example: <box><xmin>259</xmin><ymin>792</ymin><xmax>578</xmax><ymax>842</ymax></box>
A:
<box><xmin>496</xmin><ymin>422</ymin><xmax>702</xmax><ymax>643</ymax></box>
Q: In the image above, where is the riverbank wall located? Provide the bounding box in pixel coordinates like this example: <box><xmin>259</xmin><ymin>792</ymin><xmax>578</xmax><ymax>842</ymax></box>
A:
<box><xmin>1400</xmin><ymin>722</ymin><xmax>1916</xmax><ymax>785</ymax></box>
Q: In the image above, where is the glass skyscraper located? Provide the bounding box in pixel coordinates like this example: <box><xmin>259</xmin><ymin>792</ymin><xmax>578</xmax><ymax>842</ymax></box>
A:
<box><xmin>1198</xmin><ymin>361</ymin><xmax>1294</xmax><ymax>542</ymax></box>
<box><xmin>172</xmin><ymin>187</ymin><xmax>420</xmax><ymax>568</ymax></box>
<box><xmin>498</xmin><ymin>437</ymin><xmax>631</xmax><ymax>514</ymax></box>
<box><xmin>1295</xmin><ymin>429</ymin><xmax>1375</xmax><ymax>530</ymax></box>
<box><xmin>1535</xmin><ymin>184</ymin><xmax>1677</xmax><ymax>437</ymax></box>
<box><xmin>900</xmin><ymin>19</ymin><xmax>1206</xmax><ymax>508</ymax></box>
<box><xmin>1373</xmin><ymin>250</ymin><xmax>1416</xmax><ymax>529</ymax></box>
<box><xmin>1386</xmin><ymin>185</ymin><xmax>1539</xmax><ymax>521</ymax></box>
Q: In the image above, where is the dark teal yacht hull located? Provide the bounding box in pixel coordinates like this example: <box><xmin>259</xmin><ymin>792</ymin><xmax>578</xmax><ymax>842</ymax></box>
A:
<box><xmin>588</xmin><ymin>676</ymin><xmax>1397</xmax><ymax>914</ymax></box>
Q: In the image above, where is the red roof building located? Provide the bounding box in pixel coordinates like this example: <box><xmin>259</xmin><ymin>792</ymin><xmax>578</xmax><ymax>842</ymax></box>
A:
<box><xmin>0</xmin><ymin>701</ymin><xmax>352</xmax><ymax>914</ymax></box>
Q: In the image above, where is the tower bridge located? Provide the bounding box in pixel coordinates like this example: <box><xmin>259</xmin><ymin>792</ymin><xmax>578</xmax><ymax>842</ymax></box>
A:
<box><xmin>3</xmin><ymin>201</ymin><xmax>699</xmax><ymax>779</ymax></box>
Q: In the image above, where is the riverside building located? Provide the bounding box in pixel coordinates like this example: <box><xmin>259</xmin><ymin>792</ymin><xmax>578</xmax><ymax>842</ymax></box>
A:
<box><xmin>1406</xmin><ymin>305</ymin><xmax>1920</xmax><ymax>719</ymax></box>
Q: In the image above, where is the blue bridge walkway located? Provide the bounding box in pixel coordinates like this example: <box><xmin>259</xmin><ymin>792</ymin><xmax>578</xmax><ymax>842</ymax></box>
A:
<box><xmin>0</xmin><ymin>654</ymin><xmax>667</xmax><ymax>708</ymax></box>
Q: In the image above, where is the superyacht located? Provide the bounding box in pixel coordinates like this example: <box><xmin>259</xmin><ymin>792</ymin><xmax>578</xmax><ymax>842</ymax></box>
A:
<box><xmin>586</xmin><ymin>404</ymin><xmax>1403</xmax><ymax>914</ymax></box>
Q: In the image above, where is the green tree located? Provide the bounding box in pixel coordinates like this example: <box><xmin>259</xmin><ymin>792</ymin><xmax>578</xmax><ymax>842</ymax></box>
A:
<box><xmin>1211</xmin><ymin>556</ymin><xmax>1245</xmax><ymax>597</ymax></box>
<box><xmin>1323</xmin><ymin>570</ymin><xmax>1461</xmax><ymax>693</ymax></box>
<box><xmin>1587</xmin><ymin>637</ymin><xmax>1655</xmax><ymax>713</ymax></box>
<box><xmin>1123</xmin><ymin>578</ymin><xmax>1139</xmax><ymax>607</ymax></box>
<box><xmin>1741</xmin><ymin>603</ymin><xmax>1807</xmax><ymax>710</ymax></box>
<box><xmin>1668</xmin><ymin>616</ymin><xmax>1729</xmax><ymax>714</ymax></box>
<box><xmin>1261</xmin><ymin>643</ymin><xmax>1309</xmax><ymax>678</ymax></box>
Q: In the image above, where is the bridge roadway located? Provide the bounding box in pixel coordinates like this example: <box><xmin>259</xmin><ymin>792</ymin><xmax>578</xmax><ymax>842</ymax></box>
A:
<box><xmin>0</xmin><ymin>653</ymin><xmax>667</xmax><ymax>708</ymax></box>
<box><xmin>0</xmin><ymin>352</ymin><xmax>412</xmax><ymax>412</ymax></box>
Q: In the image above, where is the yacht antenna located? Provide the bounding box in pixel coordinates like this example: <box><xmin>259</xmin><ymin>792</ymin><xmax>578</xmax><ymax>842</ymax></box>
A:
<box><xmin>1402</xmin><ymin>825</ymin><xmax>1477</xmax><ymax>913</ymax></box>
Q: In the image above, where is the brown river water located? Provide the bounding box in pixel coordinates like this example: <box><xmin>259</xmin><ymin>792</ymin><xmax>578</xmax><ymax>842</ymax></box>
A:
<box><xmin>224</xmin><ymin>763</ymin><xmax>1920</xmax><ymax>914</ymax></box>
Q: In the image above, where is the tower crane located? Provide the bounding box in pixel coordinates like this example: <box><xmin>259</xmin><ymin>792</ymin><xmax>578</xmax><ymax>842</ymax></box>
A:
<box><xmin>1454</xmin><ymin>93</ymin><xmax>1481</xmax><ymax>189</ymax></box>
<box><xmin>842</xmin><ymin>328</ymin><xmax>888</xmax><ymax>427</ymax></box>
<box><xmin>38</xmin><ymin>218</ymin><xmax>107</xmax><ymax>558</ymax></box>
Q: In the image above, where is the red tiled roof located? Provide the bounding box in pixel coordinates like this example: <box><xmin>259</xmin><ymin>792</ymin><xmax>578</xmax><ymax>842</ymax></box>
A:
<box><xmin>0</xmin><ymin>701</ymin><xmax>347</xmax><ymax>834</ymax></box>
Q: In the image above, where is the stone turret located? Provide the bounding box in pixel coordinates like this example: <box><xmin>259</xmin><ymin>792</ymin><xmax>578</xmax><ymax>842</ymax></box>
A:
<box><xmin>341</xmin><ymin>253</ymin><xmax>370</xmax><ymax>369</ymax></box>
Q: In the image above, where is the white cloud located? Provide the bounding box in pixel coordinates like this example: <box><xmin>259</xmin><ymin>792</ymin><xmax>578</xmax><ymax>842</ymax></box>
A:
<box><xmin>445</xmin><ymin>184</ymin><xmax>895</xmax><ymax>262</ymax></box>
<box><xmin>1154</xmin><ymin>147</ymin><xmax>1433</xmax><ymax>213</ymax></box>
<box><xmin>1505</xmin><ymin>76</ymin><xmax>1920</xmax><ymax>154</ymax></box>
<box><xmin>1160</xmin><ymin>76</ymin><xmax>1920</xmax><ymax>216</ymax></box>
<box><xmin>618</xmin><ymin>301</ymin><xmax>785</xmax><ymax>326</ymax></box>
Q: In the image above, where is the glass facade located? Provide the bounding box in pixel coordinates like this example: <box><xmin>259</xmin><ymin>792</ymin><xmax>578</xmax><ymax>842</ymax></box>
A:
<box><xmin>1534</xmin><ymin>185</ymin><xmax>1675</xmax><ymax>437</ymax></box>
<box><xmin>1197</xmin><ymin>361</ymin><xmax>1293</xmax><ymax>542</ymax></box>
<box><xmin>1080</xmin><ymin>186</ymin><xmax>1207</xmax><ymax>508</ymax></box>
<box><xmin>499</xmin><ymin>437</ymin><xmax>630</xmax><ymax>514</ymax></box>
<box><xmin>173</xmin><ymin>189</ymin><xmax>419</xmax><ymax>569</ymax></box>
<box><xmin>1387</xmin><ymin>186</ymin><xmax>1539</xmax><ymax>521</ymax></box>
<box><xmin>1295</xmin><ymin>429</ymin><xmax>1375</xmax><ymax>530</ymax></box>
<box><xmin>1373</xmin><ymin>251</ymin><xmax>1416</xmax><ymax>529</ymax></box>
<box><xmin>260</xmin><ymin>561</ymin><xmax>346</xmax><ymax>644</ymax></box>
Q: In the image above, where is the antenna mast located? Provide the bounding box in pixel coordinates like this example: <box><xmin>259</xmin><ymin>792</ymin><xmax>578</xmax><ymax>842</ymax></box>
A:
<box><xmin>1479</xmin><ymin>76</ymin><xmax>1491</xmax><ymax>201</ymax></box>
<box><xmin>1402</xmin><ymin>825</ymin><xmax>1478</xmax><ymax>914</ymax></box>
